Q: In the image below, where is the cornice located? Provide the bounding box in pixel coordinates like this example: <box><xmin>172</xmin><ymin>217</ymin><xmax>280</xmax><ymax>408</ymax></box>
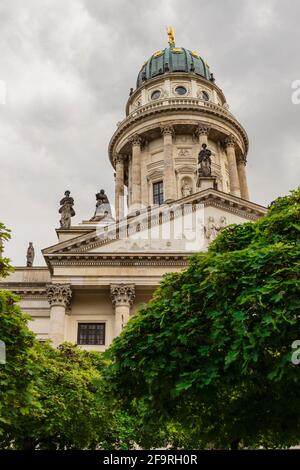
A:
<box><xmin>109</xmin><ymin>100</ymin><xmax>249</xmax><ymax>165</ymax></box>
<box><xmin>0</xmin><ymin>284</ymin><xmax>47</xmax><ymax>298</ymax></box>
<box><xmin>45</xmin><ymin>255</ymin><xmax>189</xmax><ymax>268</ymax></box>
<box><xmin>42</xmin><ymin>189</ymin><xmax>266</xmax><ymax>271</ymax></box>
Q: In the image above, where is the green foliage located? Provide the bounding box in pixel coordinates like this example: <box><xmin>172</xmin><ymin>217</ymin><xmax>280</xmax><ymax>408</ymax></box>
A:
<box><xmin>0</xmin><ymin>224</ymin><xmax>38</xmax><ymax>446</ymax></box>
<box><xmin>9</xmin><ymin>343</ymin><xmax>136</xmax><ymax>450</ymax></box>
<box><xmin>0</xmin><ymin>223</ymin><xmax>136</xmax><ymax>450</ymax></box>
<box><xmin>107</xmin><ymin>188</ymin><xmax>300</xmax><ymax>449</ymax></box>
<box><xmin>0</xmin><ymin>223</ymin><xmax>13</xmax><ymax>277</ymax></box>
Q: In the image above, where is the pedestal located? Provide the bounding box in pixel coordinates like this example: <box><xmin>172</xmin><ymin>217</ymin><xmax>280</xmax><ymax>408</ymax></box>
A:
<box><xmin>196</xmin><ymin>175</ymin><xmax>217</xmax><ymax>191</ymax></box>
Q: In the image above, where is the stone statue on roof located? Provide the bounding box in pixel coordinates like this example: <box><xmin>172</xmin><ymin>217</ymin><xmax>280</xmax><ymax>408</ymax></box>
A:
<box><xmin>90</xmin><ymin>189</ymin><xmax>112</xmax><ymax>221</ymax></box>
<box><xmin>26</xmin><ymin>242</ymin><xmax>35</xmax><ymax>267</ymax></box>
<box><xmin>59</xmin><ymin>190</ymin><xmax>75</xmax><ymax>229</ymax></box>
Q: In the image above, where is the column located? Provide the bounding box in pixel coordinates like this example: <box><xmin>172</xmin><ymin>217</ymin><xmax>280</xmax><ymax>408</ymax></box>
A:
<box><xmin>114</xmin><ymin>154</ymin><xmax>125</xmax><ymax>221</ymax></box>
<box><xmin>46</xmin><ymin>283</ymin><xmax>72</xmax><ymax>347</ymax></box>
<box><xmin>161</xmin><ymin>125</ymin><xmax>175</xmax><ymax>203</ymax></box>
<box><xmin>110</xmin><ymin>284</ymin><xmax>135</xmax><ymax>337</ymax></box>
<box><xmin>224</xmin><ymin>135</ymin><xmax>241</xmax><ymax>198</ymax></box>
<box><xmin>237</xmin><ymin>155</ymin><xmax>250</xmax><ymax>200</ymax></box>
<box><xmin>130</xmin><ymin>134</ymin><xmax>142</xmax><ymax>212</ymax></box>
<box><xmin>195</xmin><ymin>124</ymin><xmax>210</xmax><ymax>148</ymax></box>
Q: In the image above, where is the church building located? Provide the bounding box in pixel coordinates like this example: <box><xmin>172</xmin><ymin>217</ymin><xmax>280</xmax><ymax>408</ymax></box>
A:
<box><xmin>0</xmin><ymin>29</ymin><xmax>267</xmax><ymax>350</ymax></box>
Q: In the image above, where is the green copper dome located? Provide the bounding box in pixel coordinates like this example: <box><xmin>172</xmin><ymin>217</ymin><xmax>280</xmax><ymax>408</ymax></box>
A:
<box><xmin>136</xmin><ymin>46</ymin><xmax>213</xmax><ymax>88</ymax></box>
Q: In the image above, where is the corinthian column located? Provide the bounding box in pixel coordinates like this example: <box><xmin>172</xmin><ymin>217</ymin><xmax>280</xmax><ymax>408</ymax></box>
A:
<box><xmin>114</xmin><ymin>154</ymin><xmax>125</xmax><ymax>221</ymax></box>
<box><xmin>194</xmin><ymin>124</ymin><xmax>210</xmax><ymax>148</ymax></box>
<box><xmin>237</xmin><ymin>155</ymin><xmax>250</xmax><ymax>200</ymax></box>
<box><xmin>161</xmin><ymin>125</ymin><xmax>175</xmax><ymax>203</ymax></box>
<box><xmin>224</xmin><ymin>135</ymin><xmax>241</xmax><ymax>198</ymax></box>
<box><xmin>46</xmin><ymin>284</ymin><xmax>72</xmax><ymax>347</ymax></box>
<box><xmin>130</xmin><ymin>135</ymin><xmax>142</xmax><ymax>212</ymax></box>
<box><xmin>110</xmin><ymin>284</ymin><xmax>135</xmax><ymax>337</ymax></box>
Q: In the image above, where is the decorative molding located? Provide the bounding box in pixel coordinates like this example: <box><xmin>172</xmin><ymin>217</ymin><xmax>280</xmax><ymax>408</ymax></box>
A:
<box><xmin>205</xmin><ymin>216</ymin><xmax>227</xmax><ymax>241</ymax></box>
<box><xmin>224</xmin><ymin>134</ymin><xmax>236</xmax><ymax>148</ymax></box>
<box><xmin>109</xmin><ymin>99</ymin><xmax>249</xmax><ymax>164</ymax></box>
<box><xmin>147</xmin><ymin>160</ymin><xmax>164</xmax><ymax>172</ymax></box>
<box><xmin>42</xmin><ymin>189</ymin><xmax>266</xmax><ymax>263</ymax></box>
<box><xmin>147</xmin><ymin>169</ymin><xmax>164</xmax><ymax>182</ymax></box>
<box><xmin>237</xmin><ymin>154</ymin><xmax>247</xmax><ymax>165</ymax></box>
<box><xmin>196</xmin><ymin>89</ymin><xmax>211</xmax><ymax>100</ymax></box>
<box><xmin>175</xmin><ymin>165</ymin><xmax>195</xmax><ymax>175</ymax></box>
<box><xmin>110</xmin><ymin>284</ymin><xmax>135</xmax><ymax>306</ymax></box>
<box><xmin>129</xmin><ymin>134</ymin><xmax>142</xmax><ymax>147</ymax></box>
<box><xmin>172</xmin><ymin>84</ymin><xmax>191</xmax><ymax>97</ymax></box>
<box><xmin>160</xmin><ymin>124</ymin><xmax>175</xmax><ymax>137</ymax></box>
<box><xmin>194</xmin><ymin>124</ymin><xmax>211</xmax><ymax>137</ymax></box>
<box><xmin>0</xmin><ymin>286</ymin><xmax>47</xmax><ymax>298</ymax></box>
<box><xmin>177</xmin><ymin>148</ymin><xmax>192</xmax><ymax>158</ymax></box>
<box><xmin>46</xmin><ymin>283</ymin><xmax>72</xmax><ymax>307</ymax></box>
<box><xmin>113</xmin><ymin>154</ymin><xmax>126</xmax><ymax>166</ymax></box>
<box><xmin>50</xmin><ymin>257</ymin><xmax>189</xmax><ymax>268</ymax></box>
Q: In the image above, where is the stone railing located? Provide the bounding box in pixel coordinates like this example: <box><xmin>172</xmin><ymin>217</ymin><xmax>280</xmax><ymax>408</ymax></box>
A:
<box><xmin>127</xmin><ymin>97</ymin><xmax>231</xmax><ymax>120</ymax></box>
<box><xmin>109</xmin><ymin>96</ymin><xmax>249</xmax><ymax>163</ymax></box>
<box><xmin>113</xmin><ymin>97</ymin><xmax>246</xmax><ymax>144</ymax></box>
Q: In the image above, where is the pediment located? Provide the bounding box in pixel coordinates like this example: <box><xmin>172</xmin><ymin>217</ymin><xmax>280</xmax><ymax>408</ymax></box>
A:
<box><xmin>42</xmin><ymin>189</ymin><xmax>266</xmax><ymax>259</ymax></box>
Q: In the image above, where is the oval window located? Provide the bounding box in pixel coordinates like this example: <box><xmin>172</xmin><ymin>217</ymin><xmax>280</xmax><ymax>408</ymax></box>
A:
<box><xmin>151</xmin><ymin>90</ymin><xmax>161</xmax><ymax>100</ymax></box>
<box><xmin>202</xmin><ymin>91</ymin><xmax>210</xmax><ymax>101</ymax></box>
<box><xmin>175</xmin><ymin>86</ymin><xmax>187</xmax><ymax>96</ymax></box>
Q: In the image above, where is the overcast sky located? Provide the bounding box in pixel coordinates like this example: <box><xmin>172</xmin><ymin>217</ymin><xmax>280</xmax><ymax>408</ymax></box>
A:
<box><xmin>0</xmin><ymin>0</ymin><xmax>299</xmax><ymax>265</ymax></box>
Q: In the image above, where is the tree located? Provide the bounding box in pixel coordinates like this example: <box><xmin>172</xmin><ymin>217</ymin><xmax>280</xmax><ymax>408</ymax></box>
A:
<box><xmin>107</xmin><ymin>188</ymin><xmax>300</xmax><ymax>449</ymax></box>
<box><xmin>11</xmin><ymin>343</ymin><xmax>137</xmax><ymax>450</ymax></box>
<box><xmin>0</xmin><ymin>223</ymin><xmax>136</xmax><ymax>450</ymax></box>
<box><xmin>0</xmin><ymin>223</ymin><xmax>39</xmax><ymax>447</ymax></box>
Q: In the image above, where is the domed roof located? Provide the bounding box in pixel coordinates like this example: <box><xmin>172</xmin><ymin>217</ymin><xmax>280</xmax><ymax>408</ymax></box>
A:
<box><xmin>136</xmin><ymin>45</ymin><xmax>213</xmax><ymax>88</ymax></box>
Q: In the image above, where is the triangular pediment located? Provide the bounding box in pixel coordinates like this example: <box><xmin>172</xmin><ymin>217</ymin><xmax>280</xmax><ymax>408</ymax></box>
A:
<box><xmin>42</xmin><ymin>189</ymin><xmax>266</xmax><ymax>261</ymax></box>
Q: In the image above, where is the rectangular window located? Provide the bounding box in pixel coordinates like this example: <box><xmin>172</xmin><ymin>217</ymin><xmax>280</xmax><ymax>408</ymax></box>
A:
<box><xmin>77</xmin><ymin>323</ymin><xmax>105</xmax><ymax>345</ymax></box>
<box><xmin>153</xmin><ymin>181</ymin><xmax>164</xmax><ymax>205</ymax></box>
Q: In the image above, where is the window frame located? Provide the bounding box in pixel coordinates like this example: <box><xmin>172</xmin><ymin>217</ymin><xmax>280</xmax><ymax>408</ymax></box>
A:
<box><xmin>175</xmin><ymin>85</ymin><xmax>187</xmax><ymax>96</ymax></box>
<box><xmin>150</xmin><ymin>89</ymin><xmax>161</xmax><ymax>100</ymax></box>
<box><xmin>77</xmin><ymin>322</ymin><xmax>106</xmax><ymax>346</ymax></box>
<box><xmin>153</xmin><ymin>180</ymin><xmax>164</xmax><ymax>206</ymax></box>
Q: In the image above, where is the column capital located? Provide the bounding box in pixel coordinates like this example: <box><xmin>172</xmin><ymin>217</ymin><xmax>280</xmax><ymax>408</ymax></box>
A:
<box><xmin>46</xmin><ymin>283</ymin><xmax>72</xmax><ymax>307</ymax></box>
<box><xmin>194</xmin><ymin>123</ymin><xmax>211</xmax><ymax>137</ymax></box>
<box><xmin>224</xmin><ymin>134</ymin><xmax>236</xmax><ymax>148</ymax></box>
<box><xmin>110</xmin><ymin>283</ymin><xmax>135</xmax><ymax>307</ymax></box>
<box><xmin>113</xmin><ymin>153</ymin><xmax>126</xmax><ymax>166</ymax></box>
<box><xmin>161</xmin><ymin>124</ymin><xmax>175</xmax><ymax>137</ymax></box>
<box><xmin>129</xmin><ymin>134</ymin><xmax>142</xmax><ymax>147</ymax></box>
<box><xmin>237</xmin><ymin>154</ymin><xmax>247</xmax><ymax>165</ymax></box>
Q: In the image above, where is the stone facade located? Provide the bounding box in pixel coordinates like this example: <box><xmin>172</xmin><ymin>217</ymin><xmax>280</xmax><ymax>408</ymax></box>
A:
<box><xmin>0</xmin><ymin>37</ymin><xmax>267</xmax><ymax>350</ymax></box>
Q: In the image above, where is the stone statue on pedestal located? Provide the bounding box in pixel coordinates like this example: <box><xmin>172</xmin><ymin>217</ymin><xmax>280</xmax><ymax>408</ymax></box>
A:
<box><xmin>59</xmin><ymin>190</ymin><xmax>75</xmax><ymax>228</ymax></box>
<box><xmin>198</xmin><ymin>143</ymin><xmax>212</xmax><ymax>177</ymax></box>
<box><xmin>181</xmin><ymin>180</ymin><xmax>192</xmax><ymax>197</ymax></box>
<box><xmin>90</xmin><ymin>189</ymin><xmax>112</xmax><ymax>221</ymax></box>
<box><xmin>26</xmin><ymin>242</ymin><xmax>35</xmax><ymax>267</ymax></box>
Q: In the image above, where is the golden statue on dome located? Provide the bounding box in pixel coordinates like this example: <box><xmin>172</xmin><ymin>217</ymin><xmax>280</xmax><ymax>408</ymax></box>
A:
<box><xmin>167</xmin><ymin>26</ymin><xmax>175</xmax><ymax>48</ymax></box>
